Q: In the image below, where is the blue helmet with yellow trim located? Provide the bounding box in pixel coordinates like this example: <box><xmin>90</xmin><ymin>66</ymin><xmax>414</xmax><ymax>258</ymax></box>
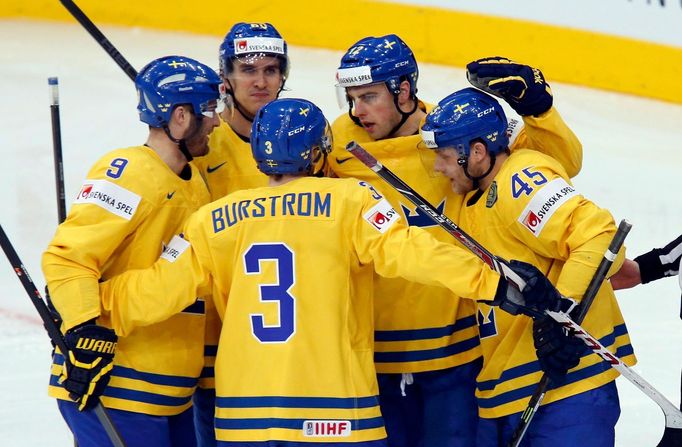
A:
<box><xmin>251</xmin><ymin>98</ymin><xmax>332</xmax><ymax>175</ymax></box>
<box><xmin>136</xmin><ymin>55</ymin><xmax>221</xmax><ymax>128</ymax></box>
<box><xmin>336</xmin><ymin>34</ymin><xmax>418</xmax><ymax>96</ymax></box>
<box><xmin>219</xmin><ymin>22</ymin><xmax>289</xmax><ymax>80</ymax></box>
<box><xmin>421</xmin><ymin>87</ymin><xmax>509</xmax><ymax>158</ymax></box>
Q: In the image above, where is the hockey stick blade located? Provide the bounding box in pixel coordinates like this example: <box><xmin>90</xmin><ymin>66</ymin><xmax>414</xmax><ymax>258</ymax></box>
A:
<box><xmin>0</xmin><ymin>224</ymin><xmax>127</xmax><ymax>447</ymax></box>
<box><xmin>346</xmin><ymin>140</ymin><xmax>526</xmax><ymax>288</ymax></box>
<box><xmin>507</xmin><ymin>219</ymin><xmax>632</xmax><ymax>446</ymax></box>
<box><xmin>547</xmin><ymin>310</ymin><xmax>682</xmax><ymax>446</ymax></box>
<box><xmin>58</xmin><ymin>0</ymin><xmax>137</xmax><ymax>81</ymax></box>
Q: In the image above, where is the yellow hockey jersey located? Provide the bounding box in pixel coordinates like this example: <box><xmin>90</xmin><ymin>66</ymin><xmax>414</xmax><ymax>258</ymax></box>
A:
<box><xmin>329</xmin><ymin>104</ymin><xmax>583</xmax><ymax>374</ymax></box>
<box><xmin>100</xmin><ymin>176</ymin><xmax>503</xmax><ymax>443</ymax></box>
<box><xmin>193</xmin><ymin>116</ymin><xmax>268</xmax><ymax>201</ymax></box>
<box><xmin>451</xmin><ymin>149</ymin><xmax>635</xmax><ymax>418</ymax></box>
<box><xmin>192</xmin><ymin>116</ymin><xmax>268</xmax><ymax>389</ymax></box>
<box><xmin>42</xmin><ymin>145</ymin><xmax>210</xmax><ymax>416</ymax></box>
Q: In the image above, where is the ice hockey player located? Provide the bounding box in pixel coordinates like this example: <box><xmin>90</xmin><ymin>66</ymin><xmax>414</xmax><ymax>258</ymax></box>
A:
<box><xmin>190</xmin><ymin>22</ymin><xmax>291</xmax><ymax>446</ymax></box>
<box><xmin>42</xmin><ymin>55</ymin><xmax>221</xmax><ymax>446</ymax></box>
<box><xmin>98</xmin><ymin>97</ymin><xmax>565</xmax><ymax>446</ymax></box>
<box><xmin>330</xmin><ymin>34</ymin><xmax>583</xmax><ymax>446</ymax></box>
<box><xmin>421</xmin><ymin>87</ymin><xmax>636</xmax><ymax>446</ymax></box>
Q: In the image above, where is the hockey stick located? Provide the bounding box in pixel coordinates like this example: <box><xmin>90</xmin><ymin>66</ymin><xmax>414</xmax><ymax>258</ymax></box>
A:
<box><xmin>58</xmin><ymin>0</ymin><xmax>138</xmax><ymax>81</ymax></box>
<box><xmin>49</xmin><ymin>77</ymin><xmax>67</xmax><ymax>224</ymax></box>
<box><xmin>345</xmin><ymin>141</ymin><xmax>527</xmax><ymax>289</ymax></box>
<box><xmin>346</xmin><ymin>140</ymin><xmax>682</xmax><ymax>444</ymax></box>
<box><xmin>507</xmin><ymin>219</ymin><xmax>631</xmax><ymax>446</ymax></box>
<box><xmin>0</xmin><ymin>224</ymin><xmax>127</xmax><ymax>447</ymax></box>
<box><xmin>547</xmin><ymin>311</ymin><xmax>682</xmax><ymax>447</ymax></box>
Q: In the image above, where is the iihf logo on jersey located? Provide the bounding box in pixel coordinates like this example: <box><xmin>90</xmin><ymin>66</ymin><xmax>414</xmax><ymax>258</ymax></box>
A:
<box><xmin>302</xmin><ymin>420</ymin><xmax>351</xmax><ymax>437</ymax></box>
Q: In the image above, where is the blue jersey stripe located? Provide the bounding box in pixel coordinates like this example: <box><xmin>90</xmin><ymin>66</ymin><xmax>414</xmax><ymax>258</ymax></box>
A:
<box><xmin>49</xmin><ymin>375</ymin><xmax>193</xmax><ymax>407</ymax></box>
<box><xmin>204</xmin><ymin>345</ymin><xmax>219</xmax><ymax>356</ymax></box>
<box><xmin>182</xmin><ymin>299</ymin><xmax>206</xmax><ymax>315</ymax></box>
<box><xmin>477</xmin><ymin>350</ymin><xmax>631</xmax><ymax>409</ymax></box>
<box><xmin>374</xmin><ymin>315</ymin><xmax>477</xmax><ymax>342</ymax></box>
<box><xmin>477</xmin><ymin>324</ymin><xmax>630</xmax><ymax>391</ymax></box>
<box><xmin>216</xmin><ymin>395</ymin><xmax>380</xmax><ymax>409</ymax></box>
<box><xmin>214</xmin><ymin>416</ymin><xmax>384</xmax><ymax>431</ymax></box>
<box><xmin>374</xmin><ymin>334</ymin><xmax>479</xmax><ymax>363</ymax></box>
<box><xmin>53</xmin><ymin>354</ymin><xmax>198</xmax><ymax>387</ymax></box>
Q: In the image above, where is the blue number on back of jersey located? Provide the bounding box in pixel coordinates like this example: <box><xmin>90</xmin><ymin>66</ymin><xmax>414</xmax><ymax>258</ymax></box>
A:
<box><xmin>244</xmin><ymin>243</ymin><xmax>296</xmax><ymax>343</ymax></box>
<box><xmin>511</xmin><ymin>166</ymin><xmax>548</xmax><ymax>198</ymax></box>
<box><xmin>106</xmin><ymin>158</ymin><xmax>128</xmax><ymax>179</ymax></box>
<box><xmin>358</xmin><ymin>181</ymin><xmax>383</xmax><ymax>200</ymax></box>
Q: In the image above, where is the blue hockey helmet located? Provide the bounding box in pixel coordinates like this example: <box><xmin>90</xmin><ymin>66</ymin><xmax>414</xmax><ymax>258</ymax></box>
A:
<box><xmin>136</xmin><ymin>55</ymin><xmax>221</xmax><ymax>128</ymax></box>
<box><xmin>336</xmin><ymin>34</ymin><xmax>418</xmax><ymax>96</ymax></box>
<box><xmin>219</xmin><ymin>22</ymin><xmax>289</xmax><ymax>80</ymax></box>
<box><xmin>251</xmin><ymin>98</ymin><xmax>332</xmax><ymax>175</ymax></box>
<box><xmin>421</xmin><ymin>88</ymin><xmax>509</xmax><ymax>158</ymax></box>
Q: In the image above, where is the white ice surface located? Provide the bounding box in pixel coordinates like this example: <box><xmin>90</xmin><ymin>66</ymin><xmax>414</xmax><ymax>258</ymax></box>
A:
<box><xmin>0</xmin><ymin>19</ymin><xmax>680</xmax><ymax>446</ymax></box>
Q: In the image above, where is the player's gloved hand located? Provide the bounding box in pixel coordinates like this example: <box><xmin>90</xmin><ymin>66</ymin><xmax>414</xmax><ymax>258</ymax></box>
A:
<box><xmin>59</xmin><ymin>323</ymin><xmax>117</xmax><ymax>411</ymax></box>
<box><xmin>533</xmin><ymin>315</ymin><xmax>584</xmax><ymax>381</ymax></box>
<box><xmin>493</xmin><ymin>260</ymin><xmax>576</xmax><ymax>318</ymax></box>
<box><xmin>466</xmin><ymin>57</ymin><xmax>553</xmax><ymax>116</ymax></box>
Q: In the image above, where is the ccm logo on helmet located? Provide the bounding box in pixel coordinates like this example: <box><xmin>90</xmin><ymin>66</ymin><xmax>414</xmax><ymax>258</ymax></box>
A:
<box><xmin>477</xmin><ymin>107</ymin><xmax>495</xmax><ymax>118</ymax></box>
<box><xmin>288</xmin><ymin>125</ymin><xmax>305</xmax><ymax>136</ymax></box>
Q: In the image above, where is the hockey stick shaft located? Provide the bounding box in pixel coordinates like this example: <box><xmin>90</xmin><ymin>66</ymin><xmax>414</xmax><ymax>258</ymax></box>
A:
<box><xmin>49</xmin><ymin>77</ymin><xmax>67</xmax><ymax>224</ymax></box>
<box><xmin>58</xmin><ymin>0</ymin><xmax>137</xmax><ymax>81</ymax></box>
<box><xmin>346</xmin><ymin>141</ymin><xmax>527</xmax><ymax>289</ymax></box>
<box><xmin>0</xmin><ymin>224</ymin><xmax>127</xmax><ymax>447</ymax></box>
<box><xmin>507</xmin><ymin>219</ymin><xmax>632</xmax><ymax>447</ymax></box>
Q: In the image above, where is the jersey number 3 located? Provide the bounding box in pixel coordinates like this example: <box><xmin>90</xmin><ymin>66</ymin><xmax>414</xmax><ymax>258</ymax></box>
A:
<box><xmin>244</xmin><ymin>243</ymin><xmax>296</xmax><ymax>343</ymax></box>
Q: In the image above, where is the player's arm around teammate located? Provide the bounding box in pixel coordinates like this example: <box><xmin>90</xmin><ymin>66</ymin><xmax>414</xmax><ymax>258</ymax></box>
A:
<box><xmin>98</xmin><ymin>98</ymin><xmax>560</xmax><ymax>446</ymax></box>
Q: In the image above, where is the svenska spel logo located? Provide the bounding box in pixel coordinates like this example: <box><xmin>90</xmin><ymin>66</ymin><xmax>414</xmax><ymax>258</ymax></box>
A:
<box><xmin>522</xmin><ymin>210</ymin><xmax>540</xmax><ymax>234</ymax></box>
<box><xmin>78</xmin><ymin>184</ymin><xmax>93</xmax><ymax>199</ymax></box>
<box><xmin>237</xmin><ymin>40</ymin><xmax>247</xmax><ymax>51</ymax></box>
<box><xmin>368</xmin><ymin>209</ymin><xmax>396</xmax><ymax>231</ymax></box>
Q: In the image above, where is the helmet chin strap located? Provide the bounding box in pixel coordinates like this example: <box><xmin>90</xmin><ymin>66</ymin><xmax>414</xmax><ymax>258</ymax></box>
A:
<box><xmin>461</xmin><ymin>153</ymin><xmax>497</xmax><ymax>190</ymax></box>
<box><xmin>224</xmin><ymin>78</ymin><xmax>255</xmax><ymax>123</ymax></box>
<box><xmin>387</xmin><ymin>93</ymin><xmax>419</xmax><ymax>138</ymax></box>
<box><xmin>162</xmin><ymin>115</ymin><xmax>203</xmax><ymax>163</ymax></box>
<box><xmin>311</xmin><ymin>152</ymin><xmax>329</xmax><ymax>177</ymax></box>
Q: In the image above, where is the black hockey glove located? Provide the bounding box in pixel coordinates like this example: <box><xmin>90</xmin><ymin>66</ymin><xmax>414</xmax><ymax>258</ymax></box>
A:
<box><xmin>533</xmin><ymin>314</ymin><xmax>584</xmax><ymax>382</ymax></box>
<box><xmin>493</xmin><ymin>260</ymin><xmax>576</xmax><ymax>318</ymax></box>
<box><xmin>634</xmin><ymin>233</ymin><xmax>682</xmax><ymax>284</ymax></box>
<box><xmin>59</xmin><ymin>323</ymin><xmax>117</xmax><ymax>411</ymax></box>
<box><xmin>466</xmin><ymin>57</ymin><xmax>553</xmax><ymax>116</ymax></box>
